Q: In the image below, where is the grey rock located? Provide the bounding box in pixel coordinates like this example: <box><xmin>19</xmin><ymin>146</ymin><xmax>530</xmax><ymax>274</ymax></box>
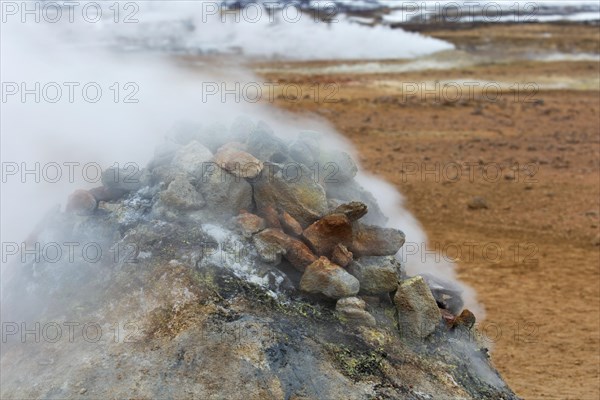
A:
<box><xmin>300</xmin><ymin>257</ymin><xmax>360</xmax><ymax>299</ymax></box>
<box><xmin>245</xmin><ymin>121</ymin><xmax>290</xmax><ymax>163</ymax></box>
<box><xmin>101</xmin><ymin>165</ymin><xmax>143</xmax><ymax>192</ymax></box>
<box><xmin>336</xmin><ymin>297</ymin><xmax>376</xmax><ymax>327</ymax></box>
<box><xmin>198</xmin><ymin>165</ymin><xmax>253</xmax><ymax>221</ymax></box>
<box><xmin>394</xmin><ymin>276</ymin><xmax>441</xmax><ymax>340</ymax></box>
<box><xmin>159</xmin><ymin>176</ymin><xmax>205</xmax><ymax>211</ymax></box>
<box><xmin>468</xmin><ymin>196</ymin><xmax>489</xmax><ymax>210</ymax></box>
<box><xmin>347</xmin><ymin>256</ymin><xmax>400</xmax><ymax>295</ymax></box>
<box><xmin>171</xmin><ymin>140</ymin><xmax>214</xmax><ymax>178</ymax></box>
<box><xmin>320</xmin><ymin>150</ymin><xmax>358</xmax><ymax>183</ymax></box>
<box><xmin>289</xmin><ymin>132</ymin><xmax>321</xmax><ymax>166</ymax></box>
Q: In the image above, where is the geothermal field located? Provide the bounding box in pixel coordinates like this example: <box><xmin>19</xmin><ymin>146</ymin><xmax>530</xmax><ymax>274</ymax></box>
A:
<box><xmin>1</xmin><ymin>1</ymin><xmax>599</xmax><ymax>399</ymax></box>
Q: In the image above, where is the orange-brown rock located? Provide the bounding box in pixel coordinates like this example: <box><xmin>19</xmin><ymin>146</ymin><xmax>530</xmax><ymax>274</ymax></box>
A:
<box><xmin>332</xmin><ymin>201</ymin><xmax>368</xmax><ymax>222</ymax></box>
<box><xmin>451</xmin><ymin>309</ymin><xmax>476</xmax><ymax>330</ymax></box>
<box><xmin>232</xmin><ymin>212</ymin><xmax>266</xmax><ymax>238</ymax></box>
<box><xmin>350</xmin><ymin>223</ymin><xmax>405</xmax><ymax>257</ymax></box>
<box><xmin>253</xmin><ymin>228</ymin><xmax>316</xmax><ymax>271</ymax></box>
<box><xmin>303</xmin><ymin>213</ymin><xmax>352</xmax><ymax>257</ymax></box>
<box><xmin>285</xmin><ymin>239</ymin><xmax>318</xmax><ymax>272</ymax></box>
<box><xmin>331</xmin><ymin>244</ymin><xmax>353</xmax><ymax>267</ymax></box>
<box><xmin>66</xmin><ymin>189</ymin><xmax>97</xmax><ymax>215</ymax></box>
<box><xmin>260</xmin><ymin>205</ymin><xmax>282</xmax><ymax>229</ymax></box>
<box><xmin>280</xmin><ymin>211</ymin><xmax>303</xmax><ymax>236</ymax></box>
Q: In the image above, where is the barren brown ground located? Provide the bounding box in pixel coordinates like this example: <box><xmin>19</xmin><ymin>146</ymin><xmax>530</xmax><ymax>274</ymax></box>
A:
<box><xmin>255</xmin><ymin>24</ymin><xmax>600</xmax><ymax>400</ymax></box>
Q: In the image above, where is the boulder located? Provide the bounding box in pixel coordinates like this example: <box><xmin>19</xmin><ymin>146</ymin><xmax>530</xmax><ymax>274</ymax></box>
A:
<box><xmin>89</xmin><ymin>186</ymin><xmax>127</xmax><ymax>202</ymax></box>
<box><xmin>394</xmin><ymin>276</ymin><xmax>441</xmax><ymax>340</ymax></box>
<box><xmin>171</xmin><ymin>141</ymin><xmax>214</xmax><ymax>178</ymax></box>
<box><xmin>245</xmin><ymin>121</ymin><xmax>290</xmax><ymax>163</ymax></box>
<box><xmin>280</xmin><ymin>211</ymin><xmax>303</xmax><ymax>236</ymax></box>
<box><xmin>331</xmin><ymin>244</ymin><xmax>353</xmax><ymax>268</ymax></box>
<box><xmin>325</xmin><ymin>179</ymin><xmax>388</xmax><ymax>226</ymax></box>
<box><xmin>197</xmin><ymin>165</ymin><xmax>253</xmax><ymax>220</ymax></box>
<box><xmin>232</xmin><ymin>212</ymin><xmax>266</xmax><ymax>238</ymax></box>
<box><xmin>300</xmin><ymin>257</ymin><xmax>360</xmax><ymax>299</ymax></box>
<box><xmin>303</xmin><ymin>214</ymin><xmax>352</xmax><ymax>257</ymax></box>
<box><xmin>213</xmin><ymin>146</ymin><xmax>263</xmax><ymax>179</ymax></box>
<box><xmin>350</xmin><ymin>223</ymin><xmax>405</xmax><ymax>257</ymax></box>
<box><xmin>336</xmin><ymin>297</ymin><xmax>376</xmax><ymax>327</ymax></box>
<box><xmin>259</xmin><ymin>205</ymin><xmax>282</xmax><ymax>229</ymax></box>
<box><xmin>347</xmin><ymin>256</ymin><xmax>400</xmax><ymax>295</ymax></box>
<box><xmin>66</xmin><ymin>189</ymin><xmax>97</xmax><ymax>215</ymax></box>
<box><xmin>101</xmin><ymin>165</ymin><xmax>143</xmax><ymax>192</ymax></box>
<box><xmin>148</xmin><ymin>138</ymin><xmax>182</xmax><ymax>169</ymax></box>
<box><xmin>253</xmin><ymin>229</ymin><xmax>316</xmax><ymax>271</ymax></box>
<box><xmin>332</xmin><ymin>201</ymin><xmax>368</xmax><ymax>222</ymax></box>
<box><xmin>253</xmin><ymin>229</ymin><xmax>287</xmax><ymax>265</ymax></box>
<box><xmin>285</xmin><ymin>238</ymin><xmax>319</xmax><ymax>272</ymax></box>
<box><xmin>159</xmin><ymin>176</ymin><xmax>205</xmax><ymax>211</ymax></box>
<box><xmin>320</xmin><ymin>150</ymin><xmax>358</xmax><ymax>183</ymax></box>
<box><xmin>252</xmin><ymin>163</ymin><xmax>328</xmax><ymax>227</ymax></box>
<box><xmin>289</xmin><ymin>132</ymin><xmax>321</xmax><ymax>166</ymax></box>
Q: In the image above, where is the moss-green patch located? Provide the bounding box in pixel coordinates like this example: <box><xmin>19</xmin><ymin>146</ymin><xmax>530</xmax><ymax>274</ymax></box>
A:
<box><xmin>326</xmin><ymin>343</ymin><xmax>386</xmax><ymax>381</ymax></box>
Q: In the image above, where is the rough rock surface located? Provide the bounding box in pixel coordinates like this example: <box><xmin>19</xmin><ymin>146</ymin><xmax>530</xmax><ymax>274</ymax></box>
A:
<box><xmin>331</xmin><ymin>243</ymin><xmax>353</xmax><ymax>267</ymax></box>
<box><xmin>198</xmin><ymin>165</ymin><xmax>253</xmax><ymax>220</ymax></box>
<box><xmin>347</xmin><ymin>256</ymin><xmax>400</xmax><ymax>295</ymax></box>
<box><xmin>253</xmin><ymin>163</ymin><xmax>329</xmax><ymax>227</ymax></box>
<box><xmin>101</xmin><ymin>166</ymin><xmax>144</xmax><ymax>192</ymax></box>
<box><xmin>159</xmin><ymin>175</ymin><xmax>205</xmax><ymax>211</ymax></box>
<box><xmin>253</xmin><ymin>229</ymin><xmax>316</xmax><ymax>271</ymax></box>
<box><xmin>171</xmin><ymin>140</ymin><xmax>214</xmax><ymax>177</ymax></box>
<box><xmin>326</xmin><ymin>179</ymin><xmax>388</xmax><ymax>226</ymax></box>
<box><xmin>332</xmin><ymin>201</ymin><xmax>368</xmax><ymax>222</ymax></box>
<box><xmin>1</xmin><ymin>122</ymin><xmax>519</xmax><ymax>400</ymax></box>
<box><xmin>336</xmin><ymin>297</ymin><xmax>376</xmax><ymax>327</ymax></box>
<box><xmin>279</xmin><ymin>211</ymin><xmax>303</xmax><ymax>236</ymax></box>
<box><xmin>232</xmin><ymin>212</ymin><xmax>266</xmax><ymax>238</ymax></box>
<box><xmin>300</xmin><ymin>257</ymin><xmax>360</xmax><ymax>299</ymax></box>
<box><xmin>394</xmin><ymin>276</ymin><xmax>442</xmax><ymax>340</ymax></box>
<box><xmin>303</xmin><ymin>213</ymin><xmax>353</xmax><ymax>257</ymax></box>
<box><xmin>213</xmin><ymin>146</ymin><xmax>263</xmax><ymax>178</ymax></box>
<box><xmin>350</xmin><ymin>223</ymin><xmax>406</xmax><ymax>257</ymax></box>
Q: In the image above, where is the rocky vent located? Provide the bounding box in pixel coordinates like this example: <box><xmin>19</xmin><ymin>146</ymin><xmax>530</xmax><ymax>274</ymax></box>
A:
<box><xmin>1</xmin><ymin>118</ymin><xmax>518</xmax><ymax>399</ymax></box>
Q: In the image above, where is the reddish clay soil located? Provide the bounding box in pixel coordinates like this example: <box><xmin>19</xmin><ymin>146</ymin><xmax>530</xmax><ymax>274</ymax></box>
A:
<box><xmin>257</xmin><ymin>23</ymin><xmax>600</xmax><ymax>400</ymax></box>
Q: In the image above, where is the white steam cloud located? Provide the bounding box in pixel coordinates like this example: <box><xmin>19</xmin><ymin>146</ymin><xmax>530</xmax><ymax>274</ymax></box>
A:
<box><xmin>1</xmin><ymin>1</ymin><xmax>481</xmax><ymax>315</ymax></box>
